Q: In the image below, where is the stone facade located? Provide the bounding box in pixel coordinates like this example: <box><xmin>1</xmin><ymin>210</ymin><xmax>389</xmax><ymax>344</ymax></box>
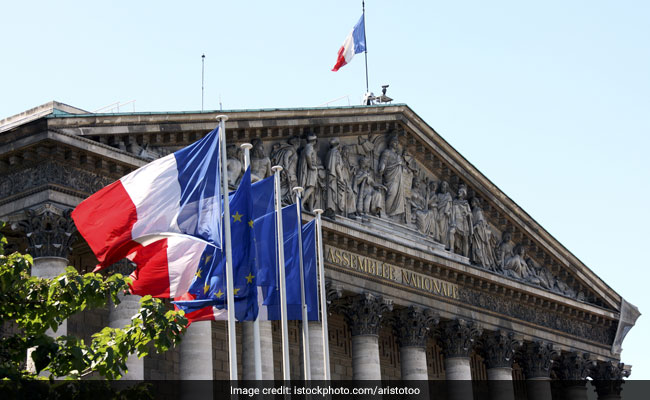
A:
<box><xmin>0</xmin><ymin>102</ymin><xmax>638</xmax><ymax>389</ymax></box>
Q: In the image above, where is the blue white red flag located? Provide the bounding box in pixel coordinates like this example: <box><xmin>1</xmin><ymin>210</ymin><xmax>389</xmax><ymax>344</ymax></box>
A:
<box><xmin>71</xmin><ymin>127</ymin><xmax>222</xmax><ymax>269</ymax></box>
<box><xmin>332</xmin><ymin>14</ymin><xmax>366</xmax><ymax>72</ymax></box>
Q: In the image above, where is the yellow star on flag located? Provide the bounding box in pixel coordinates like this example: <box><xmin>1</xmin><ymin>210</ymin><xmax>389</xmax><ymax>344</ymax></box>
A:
<box><xmin>248</xmin><ymin>219</ymin><xmax>254</xmax><ymax>228</ymax></box>
<box><xmin>215</xmin><ymin>289</ymin><xmax>224</xmax><ymax>298</ymax></box>
<box><xmin>233</xmin><ymin>288</ymin><xmax>241</xmax><ymax>295</ymax></box>
<box><xmin>245</xmin><ymin>272</ymin><xmax>255</xmax><ymax>284</ymax></box>
<box><xmin>203</xmin><ymin>283</ymin><xmax>210</xmax><ymax>294</ymax></box>
<box><xmin>232</xmin><ymin>211</ymin><xmax>243</xmax><ymax>223</ymax></box>
<box><xmin>195</xmin><ymin>269</ymin><xmax>202</xmax><ymax>278</ymax></box>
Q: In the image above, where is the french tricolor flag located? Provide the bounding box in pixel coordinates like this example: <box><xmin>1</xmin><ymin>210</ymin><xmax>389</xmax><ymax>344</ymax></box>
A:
<box><xmin>332</xmin><ymin>14</ymin><xmax>366</xmax><ymax>72</ymax></box>
<box><xmin>126</xmin><ymin>234</ymin><xmax>216</xmax><ymax>298</ymax></box>
<box><xmin>71</xmin><ymin>127</ymin><xmax>222</xmax><ymax>270</ymax></box>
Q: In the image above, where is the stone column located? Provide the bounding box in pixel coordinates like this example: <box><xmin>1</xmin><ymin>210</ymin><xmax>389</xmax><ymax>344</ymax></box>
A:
<box><xmin>341</xmin><ymin>292</ymin><xmax>392</xmax><ymax>380</ymax></box>
<box><xmin>591</xmin><ymin>361</ymin><xmax>630</xmax><ymax>400</ymax></box>
<box><xmin>107</xmin><ymin>274</ymin><xmax>143</xmax><ymax>380</ymax></box>
<box><xmin>179</xmin><ymin>321</ymin><xmax>213</xmax><ymax>379</ymax></box>
<box><xmin>481</xmin><ymin>330</ymin><xmax>522</xmax><ymax>400</ymax></box>
<box><xmin>394</xmin><ymin>306</ymin><xmax>439</xmax><ymax>380</ymax></box>
<box><xmin>555</xmin><ymin>352</ymin><xmax>595</xmax><ymax>400</ymax></box>
<box><xmin>439</xmin><ymin>319</ymin><xmax>482</xmax><ymax>400</ymax></box>
<box><xmin>14</xmin><ymin>206</ymin><xmax>76</xmax><ymax>373</ymax></box>
<box><xmin>242</xmin><ymin>320</ymin><xmax>275</xmax><ymax>379</ymax></box>
<box><xmin>308</xmin><ymin>321</ymin><xmax>325</xmax><ymax>379</ymax></box>
<box><xmin>519</xmin><ymin>341</ymin><xmax>558</xmax><ymax>400</ymax></box>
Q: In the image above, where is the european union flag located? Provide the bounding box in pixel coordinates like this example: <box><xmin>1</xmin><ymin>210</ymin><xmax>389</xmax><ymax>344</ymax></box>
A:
<box><xmin>175</xmin><ymin>167</ymin><xmax>260</xmax><ymax>321</ymax></box>
<box><xmin>255</xmin><ymin>205</ymin><xmax>319</xmax><ymax>321</ymax></box>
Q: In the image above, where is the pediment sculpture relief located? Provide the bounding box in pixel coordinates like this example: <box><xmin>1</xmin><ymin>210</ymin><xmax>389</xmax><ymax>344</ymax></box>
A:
<box><xmin>236</xmin><ymin>130</ymin><xmax>578</xmax><ymax>300</ymax></box>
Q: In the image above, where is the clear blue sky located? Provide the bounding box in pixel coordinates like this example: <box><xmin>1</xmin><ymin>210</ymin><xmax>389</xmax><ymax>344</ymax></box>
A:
<box><xmin>2</xmin><ymin>0</ymin><xmax>648</xmax><ymax>379</ymax></box>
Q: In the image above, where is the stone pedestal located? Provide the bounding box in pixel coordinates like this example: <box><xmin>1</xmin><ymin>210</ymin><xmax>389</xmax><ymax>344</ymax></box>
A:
<box><xmin>108</xmin><ymin>292</ymin><xmax>143</xmax><ymax>380</ymax></box>
<box><xmin>341</xmin><ymin>293</ymin><xmax>392</xmax><ymax>381</ymax></box>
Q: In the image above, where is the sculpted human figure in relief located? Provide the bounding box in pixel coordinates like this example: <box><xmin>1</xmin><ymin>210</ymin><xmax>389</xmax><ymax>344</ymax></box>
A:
<box><xmin>298</xmin><ymin>133</ymin><xmax>324</xmax><ymax>211</ymax></box>
<box><xmin>436</xmin><ymin>181</ymin><xmax>453</xmax><ymax>249</ymax></box>
<box><xmin>469</xmin><ymin>197</ymin><xmax>496</xmax><ymax>270</ymax></box>
<box><xmin>448</xmin><ymin>185</ymin><xmax>473</xmax><ymax>257</ymax></box>
<box><xmin>353</xmin><ymin>156</ymin><xmax>385</xmax><ymax>216</ymax></box>
<box><xmin>377</xmin><ymin>136</ymin><xmax>407</xmax><ymax>222</ymax></box>
<box><xmin>250</xmin><ymin>138</ymin><xmax>272</xmax><ymax>183</ymax></box>
<box><xmin>325</xmin><ymin>138</ymin><xmax>356</xmax><ymax>217</ymax></box>
<box><xmin>271</xmin><ymin>136</ymin><xmax>300</xmax><ymax>204</ymax></box>
<box><xmin>226</xmin><ymin>144</ymin><xmax>243</xmax><ymax>189</ymax></box>
<box><xmin>494</xmin><ymin>231</ymin><xmax>513</xmax><ymax>272</ymax></box>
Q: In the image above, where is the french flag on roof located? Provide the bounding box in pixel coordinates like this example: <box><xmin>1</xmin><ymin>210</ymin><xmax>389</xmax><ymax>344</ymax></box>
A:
<box><xmin>71</xmin><ymin>127</ymin><xmax>222</xmax><ymax>269</ymax></box>
<box><xmin>332</xmin><ymin>14</ymin><xmax>366</xmax><ymax>72</ymax></box>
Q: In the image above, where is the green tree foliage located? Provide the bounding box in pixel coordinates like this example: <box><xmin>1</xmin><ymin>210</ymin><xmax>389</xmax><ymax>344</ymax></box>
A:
<box><xmin>0</xmin><ymin>228</ymin><xmax>188</xmax><ymax>380</ymax></box>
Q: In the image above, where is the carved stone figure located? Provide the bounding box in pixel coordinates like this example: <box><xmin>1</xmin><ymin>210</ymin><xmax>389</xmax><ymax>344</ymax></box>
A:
<box><xmin>226</xmin><ymin>144</ymin><xmax>243</xmax><ymax>189</ymax></box>
<box><xmin>377</xmin><ymin>136</ymin><xmax>407</xmax><ymax>221</ymax></box>
<box><xmin>270</xmin><ymin>136</ymin><xmax>300</xmax><ymax>204</ymax></box>
<box><xmin>448</xmin><ymin>185</ymin><xmax>473</xmax><ymax>257</ymax></box>
<box><xmin>436</xmin><ymin>181</ymin><xmax>453</xmax><ymax>248</ymax></box>
<box><xmin>494</xmin><ymin>231</ymin><xmax>513</xmax><ymax>272</ymax></box>
<box><xmin>411</xmin><ymin>178</ymin><xmax>438</xmax><ymax>237</ymax></box>
<box><xmin>353</xmin><ymin>156</ymin><xmax>385</xmax><ymax>216</ymax></box>
<box><xmin>325</xmin><ymin>138</ymin><xmax>356</xmax><ymax>217</ymax></box>
<box><xmin>426</xmin><ymin>181</ymin><xmax>440</xmax><ymax>241</ymax></box>
<box><xmin>402</xmin><ymin>149</ymin><xmax>417</xmax><ymax>224</ymax></box>
<box><xmin>250</xmin><ymin>138</ymin><xmax>271</xmax><ymax>182</ymax></box>
<box><xmin>298</xmin><ymin>133</ymin><xmax>325</xmax><ymax>211</ymax></box>
<box><xmin>503</xmin><ymin>244</ymin><xmax>534</xmax><ymax>280</ymax></box>
<box><xmin>470</xmin><ymin>197</ymin><xmax>497</xmax><ymax>270</ymax></box>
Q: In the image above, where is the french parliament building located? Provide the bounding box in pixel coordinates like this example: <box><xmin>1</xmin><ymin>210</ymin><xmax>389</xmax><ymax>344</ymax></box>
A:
<box><xmin>0</xmin><ymin>101</ymin><xmax>640</xmax><ymax>398</ymax></box>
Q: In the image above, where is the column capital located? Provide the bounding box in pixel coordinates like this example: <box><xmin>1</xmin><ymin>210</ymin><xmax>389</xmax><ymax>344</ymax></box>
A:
<box><xmin>592</xmin><ymin>361</ymin><xmax>630</xmax><ymax>398</ymax></box>
<box><xmin>12</xmin><ymin>205</ymin><xmax>77</xmax><ymax>259</ymax></box>
<box><xmin>555</xmin><ymin>352</ymin><xmax>595</xmax><ymax>382</ymax></box>
<box><xmin>518</xmin><ymin>341</ymin><xmax>559</xmax><ymax>379</ymax></box>
<box><xmin>394</xmin><ymin>306</ymin><xmax>439</xmax><ymax>348</ymax></box>
<box><xmin>439</xmin><ymin>319</ymin><xmax>483</xmax><ymax>358</ymax></box>
<box><xmin>341</xmin><ymin>292</ymin><xmax>393</xmax><ymax>336</ymax></box>
<box><xmin>481</xmin><ymin>330</ymin><xmax>523</xmax><ymax>369</ymax></box>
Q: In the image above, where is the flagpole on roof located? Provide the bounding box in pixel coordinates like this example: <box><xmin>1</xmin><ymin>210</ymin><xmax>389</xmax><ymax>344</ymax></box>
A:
<box><xmin>272</xmin><ymin>165</ymin><xmax>291</xmax><ymax>380</ymax></box>
<box><xmin>314</xmin><ymin>209</ymin><xmax>331</xmax><ymax>380</ymax></box>
<box><xmin>362</xmin><ymin>0</ymin><xmax>369</xmax><ymax>94</ymax></box>
<box><xmin>241</xmin><ymin>143</ymin><xmax>263</xmax><ymax>381</ymax></box>
<box><xmin>293</xmin><ymin>187</ymin><xmax>312</xmax><ymax>380</ymax></box>
<box><xmin>217</xmin><ymin>115</ymin><xmax>238</xmax><ymax>380</ymax></box>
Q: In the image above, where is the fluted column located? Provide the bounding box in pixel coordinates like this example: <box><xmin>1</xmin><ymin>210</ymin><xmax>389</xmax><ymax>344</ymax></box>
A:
<box><xmin>482</xmin><ymin>330</ymin><xmax>522</xmax><ymax>400</ymax></box>
<box><xmin>519</xmin><ymin>341</ymin><xmax>558</xmax><ymax>400</ymax></box>
<box><xmin>14</xmin><ymin>206</ymin><xmax>76</xmax><ymax>374</ymax></box>
<box><xmin>308</xmin><ymin>321</ymin><xmax>325</xmax><ymax>379</ymax></box>
<box><xmin>592</xmin><ymin>361</ymin><xmax>630</xmax><ymax>400</ymax></box>
<box><xmin>341</xmin><ymin>292</ymin><xmax>392</xmax><ymax>380</ymax></box>
<box><xmin>556</xmin><ymin>352</ymin><xmax>595</xmax><ymax>400</ymax></box>
<box><xmin>394</xmin><ymin>306</ymin><xmax>438</xmax><ymax>380</ymax></box>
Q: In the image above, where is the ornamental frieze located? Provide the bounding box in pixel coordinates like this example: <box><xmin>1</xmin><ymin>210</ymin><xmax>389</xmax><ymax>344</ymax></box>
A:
<box><xmin>0</xmin><ymin>160</ymin><xmax>113</xmax><ymax>201</ymax></box>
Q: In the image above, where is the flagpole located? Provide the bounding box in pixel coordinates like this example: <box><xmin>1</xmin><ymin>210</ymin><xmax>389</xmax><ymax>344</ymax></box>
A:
<box><xmin>362</xmin><ymin>0</ymin><xmax>369</xmax><ymax>94</ymax></box>
<box><xmin>313</xmin><ymin>209</ymin><xmax>331</xmax><ymax>380</ymax></box>
<box><xmin>217</xmin><ymin>115</ymin><xmax>238</xmax><ymax>380</ymax></box>
<box><xmin>293</xmin><ymin>187</ymin><xmax>311</xmax><ymax>380</ymax></box>
<box><xmin>272</xmin><ymin>165</ymin><xmax>291</xmax><ymax>380</ymax></box>
<box><xmin>241</xmin><ymin>143</ymin><xmax>263</xmax><ymax>381</ymax></box>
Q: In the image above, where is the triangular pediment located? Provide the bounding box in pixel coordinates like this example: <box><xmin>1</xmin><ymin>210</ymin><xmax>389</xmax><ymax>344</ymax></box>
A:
<box><xmin>0</xmin><ymin>104</ymin><xmax>622</xmax><ymax>314</ymax></box>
